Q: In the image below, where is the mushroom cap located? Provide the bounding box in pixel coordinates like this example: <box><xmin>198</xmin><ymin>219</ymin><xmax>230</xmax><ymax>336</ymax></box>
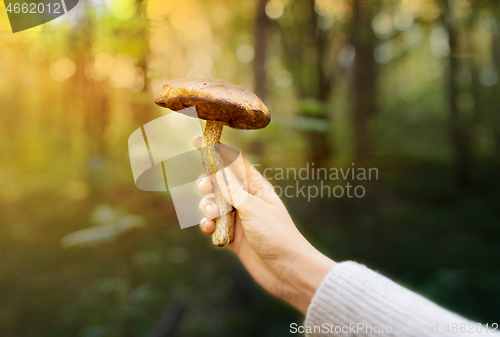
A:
<box><xmin>154</xmin><ymin>78</ymin><xmax>271</xmax><ymax>130</ymax></box>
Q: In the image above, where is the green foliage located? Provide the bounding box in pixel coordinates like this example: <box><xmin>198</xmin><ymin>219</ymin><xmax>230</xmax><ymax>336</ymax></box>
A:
<box><xmin>299</xmin><ymin>98</ymin><xmax>326</xmax><ymax>117</ymax></box>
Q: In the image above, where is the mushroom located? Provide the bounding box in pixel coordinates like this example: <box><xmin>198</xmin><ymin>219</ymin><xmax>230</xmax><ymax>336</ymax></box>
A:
<box><xmin>154</xmin><ymin>78</ymin><xmax>271</xmax><ymax>247</ymax></box>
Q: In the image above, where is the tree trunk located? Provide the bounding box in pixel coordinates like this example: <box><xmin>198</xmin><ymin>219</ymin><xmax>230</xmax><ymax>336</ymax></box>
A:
<box><xmin>444</xmin><ymin>10</ymin><xmax>471</xmax><ymax>188</ymax></box>
<box><xmin>279</xmin><ymin>0</ymin><xmax>336</xmax><ymax>168</ymax></box>
<box><xmin>254</xmin><ymin>0</ymin><xmax>270</xmax><ymax>101</ymax></box>
<box><xmin>131</xmin><ymin>0</ymin><xmax>153</xmax><ymax>126</ymax></box>
<box><xmin>305</xmin><ymin>0</ymin><xmax>333</xmax><ymax>168</ymax></box>
<box><xmin>248</xmin><ymin>0</ymin><xmax>271</xmax><ymax>157</ymax></box>
<box><xmin>491</xmin><ymin>32</ymin><xmax>500</xmax><ymax>164</ymax></box>
<box><xmin>350</xmin><ymin>0</ymin><xmax>377</xmax><ymax>166</ymax></box>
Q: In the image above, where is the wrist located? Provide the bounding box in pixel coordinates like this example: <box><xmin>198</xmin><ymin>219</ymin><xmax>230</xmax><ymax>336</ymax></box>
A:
<box><xmin>281</xmin><ymin>244</ymin><xmax>336</xmax><ymax>314</ymax></box>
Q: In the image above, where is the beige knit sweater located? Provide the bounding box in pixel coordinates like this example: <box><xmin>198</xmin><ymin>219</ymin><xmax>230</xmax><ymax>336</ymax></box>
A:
<box><xmin>304</xmin><ymin>261</ymin><xmax>498</xmax><ymax>336</ymax></box>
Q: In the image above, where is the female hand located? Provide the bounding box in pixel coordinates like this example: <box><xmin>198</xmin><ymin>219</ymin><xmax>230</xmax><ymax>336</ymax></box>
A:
<box><xmin>194</xmin><ymin>137</ymin><xmax>335</xmax><ymax>314</ymax></box>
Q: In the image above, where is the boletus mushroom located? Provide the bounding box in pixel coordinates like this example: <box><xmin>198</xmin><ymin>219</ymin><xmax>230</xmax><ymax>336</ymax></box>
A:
<box><xmin>154</xmin><ymin>78</ymin><xmax>271</xmax><ymax>247</ymax></box>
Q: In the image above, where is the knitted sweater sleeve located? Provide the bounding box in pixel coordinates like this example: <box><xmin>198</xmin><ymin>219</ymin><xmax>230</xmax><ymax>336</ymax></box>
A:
<box><xmin>304</xmin><ymin>261</ymin><xmax>497</xmax><ymax>336</ymax></box>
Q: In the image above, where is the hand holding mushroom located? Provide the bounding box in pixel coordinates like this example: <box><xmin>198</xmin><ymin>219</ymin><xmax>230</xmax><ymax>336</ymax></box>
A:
<box><xmin>155</xmin><ymin>78</ymin><xmax>335</xmax><ymax>314</ymax></box>
<box><xmin>155</xmin><ymin>78</ymin><xmax>271</xmax><ymax>246</ymax></box>
<box><xmin>194</xmin><ymin>138</ymin><xmax>336</xmax><ymax>315</ymax></box>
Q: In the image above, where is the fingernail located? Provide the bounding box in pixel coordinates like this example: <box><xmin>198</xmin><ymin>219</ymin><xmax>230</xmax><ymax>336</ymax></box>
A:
<box><xmin>197</xmin><ymin>175</ymin><xmax>207</xmax><ymax>188</ymax></box>
<box><xmin>205</xmin><ymin>204</ymin><xmax>212</xmax><ymax>216</ymax></box>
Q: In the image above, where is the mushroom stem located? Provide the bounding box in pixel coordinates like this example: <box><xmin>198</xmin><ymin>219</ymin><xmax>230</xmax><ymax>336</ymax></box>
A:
<box><xmin>201</xmin><ymin>120</ymin><xmax>236</xmax><ymax>247</ymax></box>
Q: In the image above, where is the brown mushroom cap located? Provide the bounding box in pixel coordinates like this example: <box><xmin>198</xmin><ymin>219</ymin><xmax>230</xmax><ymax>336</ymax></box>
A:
<box><xmin>154</xmin><ymin>77</ymin><xmax>271</xmax><ymax>130</ymax></box>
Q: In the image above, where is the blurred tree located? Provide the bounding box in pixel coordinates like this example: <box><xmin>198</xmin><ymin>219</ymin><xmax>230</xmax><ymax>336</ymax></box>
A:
<box><xmin>492</xmin><ymin>33</ymin><xmax>500</xmax><ymax>164</ymax></box>
<box><xmin>488</xmin><ymin>3</ymin><xmax>500</xmax><ymax>164</ymax></box>
<box><xmin>349</xmin><ymin>0</ymin><xmax>378</xmax><ymax>166</ymax></box>
<box><xmin>248</xmin><ymin>0</ymin><xmax>271</xmax><ymax>157</ymax></box>
<box><xmin>131</xmin><ymin>0</ymin><xmax>153</xmax><ymax>126</ymax></box>
<box><xmin>440</xmin><ymin>0</ymin><xmax>472</xmax><ymax>187</ymax></box>
<box><xmin>280</xmin><ymin>0</ymin><xmax>336</xmax><ymax>167</ymax></box>
<box><xmin>70</xmin><ymin>4</ymin><xmax>111</xmax><ymax>201</ymax></box>
<box><xmin>254</xmin><ymin>0</ymin><xmax>271</xmax><ymax>101</ymax></box>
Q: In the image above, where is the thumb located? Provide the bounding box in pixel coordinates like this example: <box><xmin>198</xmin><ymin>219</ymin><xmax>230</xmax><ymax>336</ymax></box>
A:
<box><xmin>216</xmin><ymin>168</ymin><xmax>255</xmax><ymax>212</ymax></box>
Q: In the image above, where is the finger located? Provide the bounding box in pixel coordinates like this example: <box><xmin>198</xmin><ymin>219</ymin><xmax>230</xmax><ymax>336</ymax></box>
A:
<box><xmin>193</xmin><ymin>136</ymin><xmax>275</xmax><ymax>199</ymax></box>
<box><xmin>199</xmin><ymin>218</ymin><xmax>216</xmax><ymax>235</ymax></box>
<box><xmin>193</xmin><ymin>136</ymin><xmax>203</xmax><ymax>150</ymax></box>
<box><xmin>216</xmin><ymin>168</ymin><xmax>258</xmax><ymax>213</ymax></box>
<box><xmin>198</xmin><ymin>197</ymin><xmax>220</xmax><ymax>220</ymax></box>
<box><xmin>226</xmin><ymin>151</ymin><xmax>276</xmax><ymax>201</ymax></box>
<box><xmin>197</xmin><ymin>175</ymin><xmax>213</xmax><ymax>195</ymax></box>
